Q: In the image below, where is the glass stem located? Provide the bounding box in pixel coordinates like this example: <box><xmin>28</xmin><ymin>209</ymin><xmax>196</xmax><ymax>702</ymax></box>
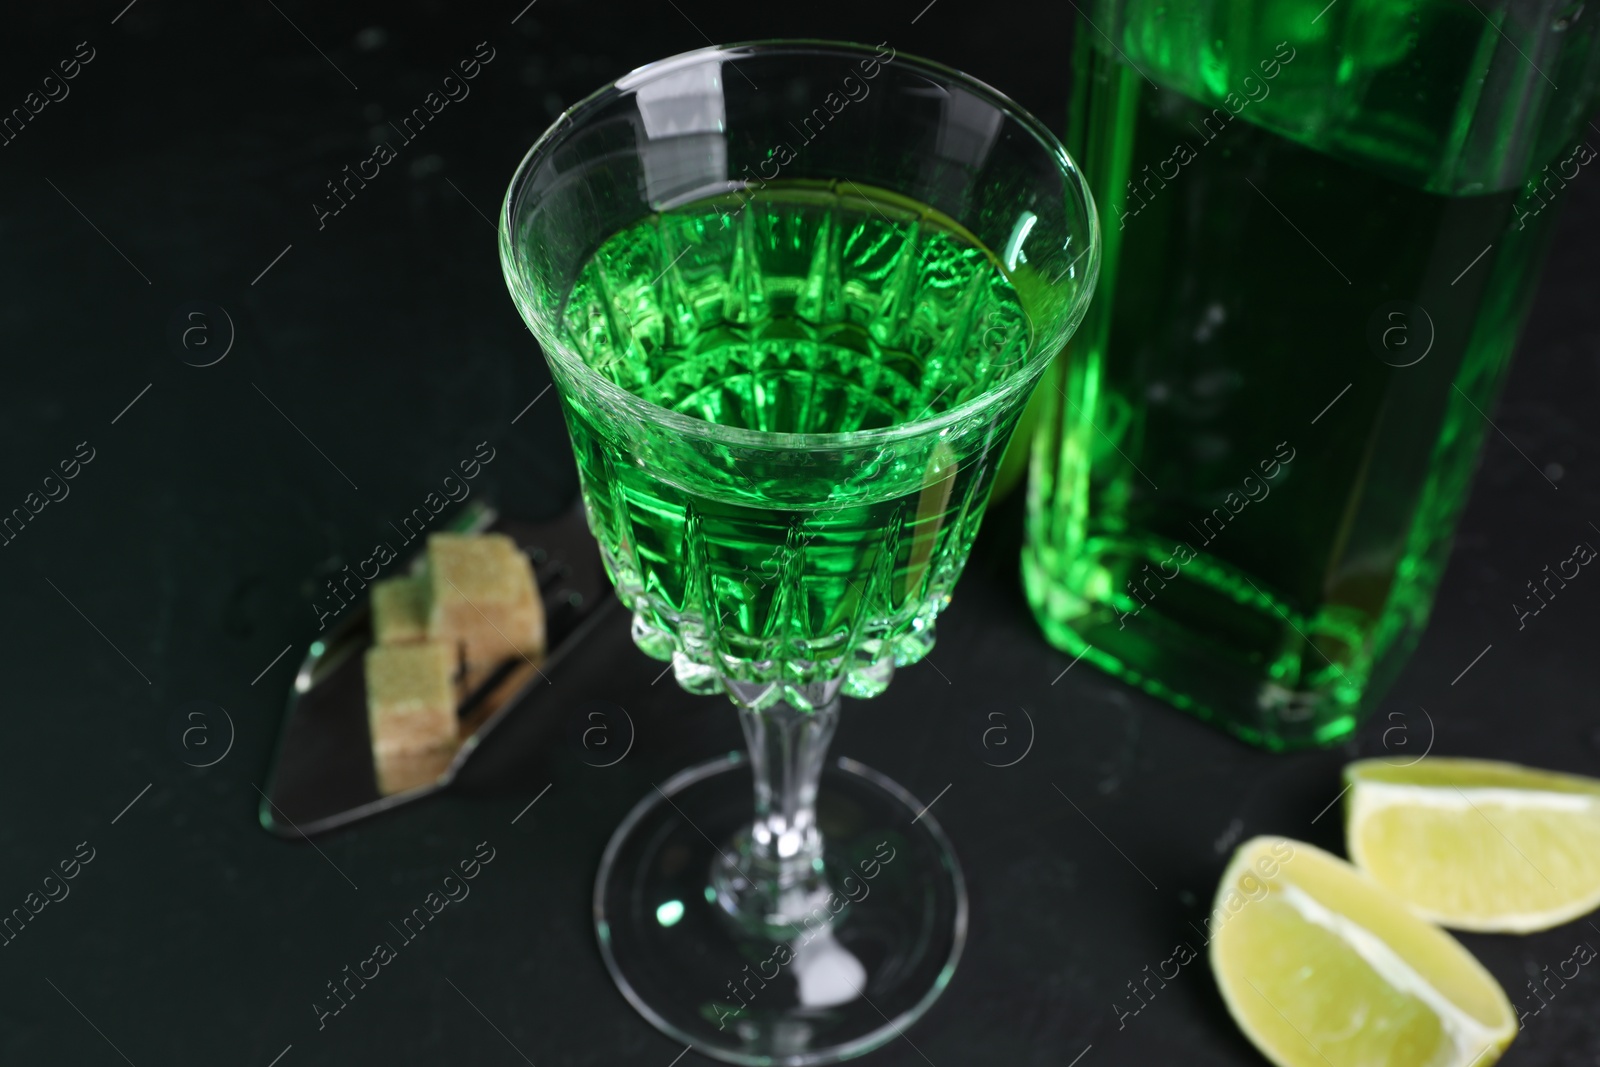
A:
<box><xmin>742</xmin><ymin>696</ymin><xmax>837</xmax><ymax>877</ymax></box>
<box><xmin>713</xmin><ymin>696</ymin><xmax>840</xmax><ymax>937</ymax></box>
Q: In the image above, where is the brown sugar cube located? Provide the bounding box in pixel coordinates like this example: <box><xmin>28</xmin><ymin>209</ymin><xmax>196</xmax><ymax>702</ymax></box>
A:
<box><xmin>373</xmin><ymin>743</ymin><xmax>456</xmax><ymax>795</ymax></box>
<box><xmin>363</xmin><ymin>642</ymin><xmax>458</xmax><ymax>759</ymax></box>
<box><xmin>459</xmin><ymin>662</ymin><xmax>499</xmax><ymax>701</ymax></box>
<box><xmin>426</xmin><ymin>533</ymin><xmax>546</xmax><ymax>671</ymax></box>
<box><xmin>371</xmin><ymin>576</ymin><xmax>430</xmax><ymax>645</ymax></box>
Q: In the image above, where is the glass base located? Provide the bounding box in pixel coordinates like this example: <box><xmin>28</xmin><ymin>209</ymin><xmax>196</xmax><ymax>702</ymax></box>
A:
<box><xmin>594</xmin><ymin>754</ymin><xmax>967</xmax><ymax>1066</ymax></box>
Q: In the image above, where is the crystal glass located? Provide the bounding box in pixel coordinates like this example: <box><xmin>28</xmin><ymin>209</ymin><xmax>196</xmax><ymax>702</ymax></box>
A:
<box><xmin>500</xmin><ymin>41</ymin><xmax>1097</xmax><ymax>1064</ymax></box>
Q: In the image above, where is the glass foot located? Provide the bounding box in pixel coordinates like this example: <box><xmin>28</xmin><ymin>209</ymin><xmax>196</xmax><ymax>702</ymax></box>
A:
<box><xmin>594</xmin><ymin>754</ymin><xmax>967</xmax><ymax>1066</ymax></box>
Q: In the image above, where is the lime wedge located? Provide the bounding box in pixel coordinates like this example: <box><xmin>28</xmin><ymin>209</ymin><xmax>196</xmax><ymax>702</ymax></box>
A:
<box><xmin>1345</xmin><ymin>757</ymin><xmax>1600</xmax><ymax>932</ymax></box>
<box><xmin>1211</xmin><ymin>837</ymin><xmax>1515</xmax><ymax>1067</ymax></box>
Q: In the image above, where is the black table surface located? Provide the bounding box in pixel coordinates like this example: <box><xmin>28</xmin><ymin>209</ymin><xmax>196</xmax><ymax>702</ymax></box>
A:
<box><xmin>3</xmin><ymin>2</ymin><xmax>1597</xmax><ymax>1064</ymax></box>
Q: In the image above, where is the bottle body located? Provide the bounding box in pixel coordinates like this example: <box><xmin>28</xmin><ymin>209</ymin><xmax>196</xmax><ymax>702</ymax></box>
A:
<box><xmin>1025</xmin><ymin>0</ymin><xmax>1599</xmax><ymax>748</ymax></box>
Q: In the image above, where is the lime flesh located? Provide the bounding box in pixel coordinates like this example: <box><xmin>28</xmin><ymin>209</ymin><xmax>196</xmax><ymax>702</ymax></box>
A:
<box><xmin>1345</xmin><ymin>757</ymin><xmax>1600</xmax><ymax>933</ymax></box>
<box><xmin>1210</xmin><ymin>836</ymin><xmax>1515</xmax><ymax>1067</ymax></box>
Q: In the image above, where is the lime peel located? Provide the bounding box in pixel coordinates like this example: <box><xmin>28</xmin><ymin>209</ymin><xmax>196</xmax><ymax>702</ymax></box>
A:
<box><xmin>1352</xmin><ymin>782</ymin><xmax>1596</xmax><ymax>814</ymax></box>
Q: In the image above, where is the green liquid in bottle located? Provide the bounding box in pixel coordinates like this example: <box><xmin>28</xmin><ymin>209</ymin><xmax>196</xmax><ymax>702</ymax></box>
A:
<box><xmin>552</xmin><ymin>182</ymin><xmax>1035</xmax><ymax>709</ymax></box>
<box><xmin>1026</xmin><ymin>2</ymin><xmax>1595</xmax><ymax>748</ymax></box>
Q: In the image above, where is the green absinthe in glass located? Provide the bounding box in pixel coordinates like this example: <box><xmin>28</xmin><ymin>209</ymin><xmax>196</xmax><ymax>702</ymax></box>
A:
<box><xmin>1026</xmin><ymin>1</ymin><xmax>1597</xmax><ymax>749</ymax></box>
<box><xmin>549</xmin><ymin>181</ymin><xmax>1040</xmax><ymax>710</ymax></box>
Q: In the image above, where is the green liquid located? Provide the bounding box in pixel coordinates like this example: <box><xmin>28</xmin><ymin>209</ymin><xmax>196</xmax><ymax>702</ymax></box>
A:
<box><xmin>553</xmin><ymin>183</ymin><xmax>1034</xmax><ymax>709</ymax></box>
<box><xmin>1026</xmin><ymin>7</ymin><xmax>1582</xmax><ymax>748</ymax></box>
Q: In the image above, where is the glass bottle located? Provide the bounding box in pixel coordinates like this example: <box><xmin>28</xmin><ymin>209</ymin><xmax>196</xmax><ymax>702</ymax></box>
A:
<box><xmin>1025</xmin><ymin>0</ymin><xmax>1600</xmax><ymax>748</ymax></box>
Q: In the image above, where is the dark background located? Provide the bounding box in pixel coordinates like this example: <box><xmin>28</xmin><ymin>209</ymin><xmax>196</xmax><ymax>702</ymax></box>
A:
<box><xmin>2</xmin><ymin>1</ymin><xmax>1597</xmax><ymax>1064</ymax></box>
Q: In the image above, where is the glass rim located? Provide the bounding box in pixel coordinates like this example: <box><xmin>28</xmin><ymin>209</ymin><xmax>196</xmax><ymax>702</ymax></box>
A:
<box><xmin>499</xmin><ymin>38</ymin><xmax>1101</xmax><ymax>453</ymax></box>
